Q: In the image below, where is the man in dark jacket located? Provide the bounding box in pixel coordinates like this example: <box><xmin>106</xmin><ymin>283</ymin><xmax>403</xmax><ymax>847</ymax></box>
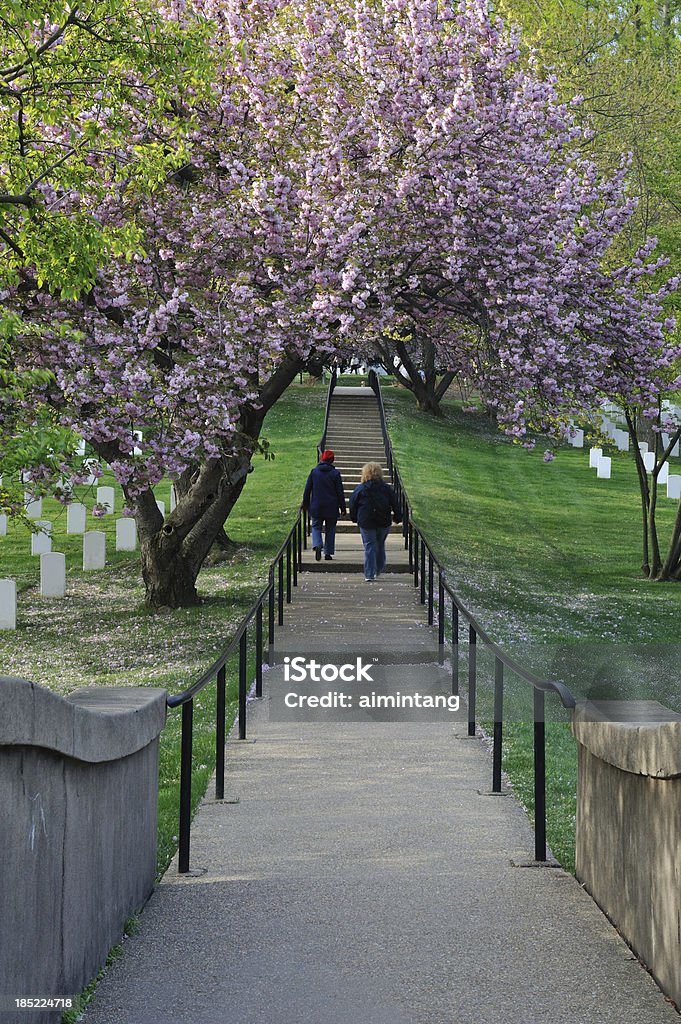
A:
<box><xmin>302</xmin><ymin>450</ymin><xmax>347</xmax><ymax>561</ymax></box>
<box><xmin>349</xmin><ymin>463</ymin><xmax>402</xmax><ymax>581</ymax></box>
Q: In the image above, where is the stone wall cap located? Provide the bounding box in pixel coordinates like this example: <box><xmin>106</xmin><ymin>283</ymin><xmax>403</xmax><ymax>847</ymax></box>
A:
<box><xmin>0</xmin><ymin>677</ymin><xmax>167</xmax><ymax>762</ymax></box>
<box><xmin>572</xmin><ymin>700</ymin><xmax>681</xmax><ymax>777</ymax></box>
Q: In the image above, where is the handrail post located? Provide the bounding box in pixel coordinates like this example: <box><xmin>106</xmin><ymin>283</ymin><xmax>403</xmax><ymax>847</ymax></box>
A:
<box><xmin>427</xmin><ymin>551</ymin><xmax>434</xmax><ymax>625</ymax></box>
<box><xmin>178</xmin><ymin>699</ymin><xmax>194</xmax><ymax>873</ymax></box>
<box><xmin>239</xmin><ymin>629</ymin><xmax>248</xmax><ymax>740</ymax></box>
<box><xmin>413</xmin><ymin>529</ymin><xmax>419</xmax><ymax>587</ymax></box>
<box><xmin>534</xmin><ymin>688</ymin><xmax>547</xmax><ymax>862</ymax></box>
<box><xmin>292</xmin><ymin>526</ymin><xmax>298</xmax><ymax>588</ymax></box>
<box><xmin>268</xmin><ymin>570</ymin><xmax>275</xmax><ymax>664</ymax></box>
<box><xmin>303</xmin><ymin>509</ymin><xmax>308</xmax><ymax>549</ymax></box>
<box><xmin>437</xmin><ymin>572</ymin><xmax>445</xmax><ymax>664</ymax></box>
<box><xmin>493</xmin><ymin>656</ymin><xmax>504</xmax><ymax>792</ymax></box>
<box><xmin>286</xmin><ymin>538</ymin><xmax>292</xmax><ymax>604</ymax></box>
<box><xmin>256</xmin><ymin>602</ymin><xmax>264</xmax><ymax>698</ymax></box>
<box><xmin>215</xmin><ymin>666</ymin><xmax>226</xmax><ymax>801</ymax></box>
<box><xmin>420</xmin><ymin>539</ymin><xmax>426</xmax><ymax>605</ymax></box>
<box><xmin>468</xmin><ymin>626</ymin><xmax>477</xmax><ymax>737</ymax></box>
<box><xmin>452</xmin><ymin>602</ymin><xmax>459</xmax><ymax>696</ymax></box>
<box><xmin>297</xmin><ymin>515</ymin><xmax>303</xmax><ymax>567</ymax></box>
<box><xmin>278</xmin><ymin>554</ymin><xmax>284</xmax><ymax>626</ymax></box>
<box><xmin>408</xmin><ymin>521</ymin><xmax>413</xmax><ymax>570</ymax></box>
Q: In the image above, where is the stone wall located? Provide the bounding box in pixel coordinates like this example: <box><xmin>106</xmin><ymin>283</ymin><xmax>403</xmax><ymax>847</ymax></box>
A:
<box><xmin>0</xmin><ymin>677</ymin><xmax>166</xmax><ymax>1024</ymax></box>
<box><xmin>573</xmin><ymin>700</ymin><xmax>681</xmax><ymax>1008</ymax></box>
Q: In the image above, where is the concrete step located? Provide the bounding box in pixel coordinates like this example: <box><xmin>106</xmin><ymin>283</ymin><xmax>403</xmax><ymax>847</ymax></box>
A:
<box><xmin>324</xmin><ymin>444</ymin><xmax>387</xmax><ymax>453</ymax></box>
<box><xmin>300</xmin><ymin>536</ymin><xmax>410</xmax><ymax>573</ymax></box>
<box><xmin>331</xmin><ymin>521</ymin><xmax>406</xmax><ymax>534</ymax></box>
<box><xmin>325</xmin><ymin>436</ymin><xmax>386</xmax><ymax>444</ymax></box>
<box><xmin>328</xmin><ymin>417</ymin><xmax>380</xmax><ymax>421</ymax></box>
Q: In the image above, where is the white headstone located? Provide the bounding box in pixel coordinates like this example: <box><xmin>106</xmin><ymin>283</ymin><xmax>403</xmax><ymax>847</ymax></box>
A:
<box><xmin>597</xmin><ymin>456</ymin><xmax>612</xmax><ymax>479</ymax></box>
<box><xmin>76</xmin><ymin>439</ymin><xmax>87</xmax><ymax>456</ymax></box>
<box><xmin>40</xmin><ymin>552</ymin><xmax>66</xmax><ymax>598</ymax></box>
<box><xmin>0</xmin><ymin>579</ymin><xmax>16</xmax><ymax>630</ymax></box>
<box><xmin>31</xmin><ymin>522</ymin><xmax>52</xmax><ymax>556</ymax></box>
<box><xmin>96</xmin><ymin>486</ymin><xmax>115</xmax><ymax>514</ymax></box>
<box><xmin>643</xmin><ymin>452</ymin><xmax>655</xmax><ymax>473</ymax></box>
<box><xmin>83</xmin><ymin>531</ymin><xmax>106</xmax><ymax>570</ymax></box>
<box><xmin>67</xmin><ymin>502</ymin><xmax>87</xmax><ymax>534</ymax></box>
<box><xmin>667</xmin><ymin>476</ymin><xmax>681</xmax><ymax>500</ymax></box>
<box><xmin>156</xmin><ymin>500</ymin><xmax>166</xmax><ymax>518</ymax></box>
<box><xmin>170</xmin><ymin>485</ymin><xmax>177</xmax><ymax>511</ymax></box>
<box><xmin>658</xmin><ymin>463</ymin><xmax>670</xmax><ymax>485</ymax></box>
<box><xmin>589</xmin><ymin>448</ymin><xmax>602</xmax><ymax>468</ymax></box>
<box><xmin>672</xmin><ymin>441</ymin><xmax>680</xmax><ymax>458</ymax></box>
<box><xmin>615</xmin><ymin>430</ymin><xmax>629</xmax><ymax>452</ymax></box>
<box><xmin>638</xmin><ymin>441</ymin><xmax>649</xmax><ymax>455</ymax></box>
<box><xmin>0</xmin><ymin>514</ymin><xmax>6</xmax><ymax>536</ymax></box>
<box><xmin>25</xmin><ymin>495</ymin><xmax>42</xmax><ymax>519</ymax></box>
<box><xmin>116</xmin><ymin>517</ymin><xmax>137</xmax><ymax>552</ymax></box>
<box><xmin>570</xmin><ymin>429</ymin><xmax>584</xmax><ymax>448</ymax></box>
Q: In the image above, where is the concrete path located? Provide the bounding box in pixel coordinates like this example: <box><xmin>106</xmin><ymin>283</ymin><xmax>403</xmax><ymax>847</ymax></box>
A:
<box><xmin>82</xmin><ymin>559</ymin><xmax>679</xmax><ymax>1024</ymax></box>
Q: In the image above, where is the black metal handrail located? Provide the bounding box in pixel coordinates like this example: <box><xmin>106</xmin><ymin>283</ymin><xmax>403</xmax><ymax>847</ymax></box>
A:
<box><xmin>368</xmin><ymin>367</ymin><xmax>393</xmax><ymax>476</ymax></box>
<box><xmin>370</xmin><ymin>374</ymin><xmax>576</xmax><ymax>863</ymax></box>
<box><xmin>318</xmin><ymin>366</ymin><xmax>338</xmax><ymax>455</ymax></box>
<box><xmin>166</xmin><ymin>508</ymin><xmax>307</xmax><ymax>872</ymax></box>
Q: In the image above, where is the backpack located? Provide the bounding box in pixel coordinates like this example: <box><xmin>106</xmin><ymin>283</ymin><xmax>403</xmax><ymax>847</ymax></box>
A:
<box><xmin>368</xmin><ymin>484</ymin><xmax>393</xmax><ymax>527</ymax></box>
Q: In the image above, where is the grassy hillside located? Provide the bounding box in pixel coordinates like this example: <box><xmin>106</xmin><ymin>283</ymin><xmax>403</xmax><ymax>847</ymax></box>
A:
<box><xmin>385</xmin><ymin>386</ymin><xmax>681</xmax><ymax>869</ymax></box>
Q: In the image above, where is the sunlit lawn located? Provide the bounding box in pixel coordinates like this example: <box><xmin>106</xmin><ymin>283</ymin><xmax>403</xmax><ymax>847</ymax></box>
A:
<box><xmin>386</xmin><ymin>386</ymin><xmax>681</xmax><ymax>870</ymax></box>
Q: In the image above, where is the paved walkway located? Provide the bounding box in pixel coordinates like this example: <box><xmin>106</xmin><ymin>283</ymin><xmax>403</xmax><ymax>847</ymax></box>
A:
<box><xmin>82</xmin><ymin>551</ymin><xmax>679</xmax><ymax>1024</ymax></box>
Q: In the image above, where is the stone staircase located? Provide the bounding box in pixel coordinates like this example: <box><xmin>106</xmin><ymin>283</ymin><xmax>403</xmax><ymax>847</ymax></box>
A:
<box><xmin>301</xmin><ymin>385</ymin><xmax>410</xmax><ymax>574</ymax></box>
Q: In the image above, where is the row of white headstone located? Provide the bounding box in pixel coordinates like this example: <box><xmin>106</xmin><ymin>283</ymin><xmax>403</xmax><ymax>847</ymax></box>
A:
<box><xmin>569</xmin><ymin>400</ymin><xmax>681</xmax><ymax>457</ymax></box>
<box><xmin>589</xmin><ymin>444</ymin><xmax>681</xmax><ymax>497</ymax></box>
<box><xmin>13</xmin><ymin>520</ymin><xmax>139</xmax><ymax>557</ymax></box>
<box><xmin>0</xmin><ymin>524</ymin><xmax>136</xmax><ymax>629</ymax></box>
<box><xmin>0</xmin><ymin>488</ymin><xmax>173</xmax><ymax>538</ymax></box>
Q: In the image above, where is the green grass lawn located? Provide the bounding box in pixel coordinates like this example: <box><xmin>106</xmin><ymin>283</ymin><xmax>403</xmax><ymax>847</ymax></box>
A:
<box><xmin>386</xmin><ymin>388</ymin><xmax>681</xmax><ymax>870</ymax></box>
<box><xmin>0</xmin><ymin>383</ymin><xmax>324</xmax><ymax>881</ymax></box>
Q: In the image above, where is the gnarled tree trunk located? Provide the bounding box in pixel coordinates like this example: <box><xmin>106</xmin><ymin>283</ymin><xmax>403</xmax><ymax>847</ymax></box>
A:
<box><xmin>100</xmin><ymin>354</ymin><xmax>304</xmax><ymax>608</ymax></box>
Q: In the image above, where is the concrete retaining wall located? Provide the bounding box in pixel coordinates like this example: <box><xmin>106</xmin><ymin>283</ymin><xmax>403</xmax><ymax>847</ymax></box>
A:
<box><xmin>573</xmin><ymin>700</ymin><xmax>681</xmax><ymax>1008</ymax></box>
<box><xmin>0</xmin><ymin>677</ymin><xmax>166</xmax><ymax>1024</ymax></box>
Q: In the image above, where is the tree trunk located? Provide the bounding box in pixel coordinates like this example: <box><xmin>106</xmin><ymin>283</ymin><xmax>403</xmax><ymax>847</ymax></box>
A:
<box><xmin>140</xmin><ymin>541</ymin><xmax>202</xmax><ymax>606</ymax></box>
<box><xmin>415</xmin><ymin>390</ymin><xmax>445</xmax><ymax>415</ymax></box>
<box><xmin>625</xmin><ymin>408</ymin><xmax>651</xmax><ymax>576</ymax></box>
<box><xmin>173</xmin><ymin>468</ymin><xmax>238</xmax><ymax>562</ymax></box>
<box><xmin>654</xmin><ymin>426</ymin><xmax>681</xmax><ymax>581</ymax></box>
<box><xmin>132</xmin><ymin>449</ymin><xmax>254</xmax><ymax>608</ymax></box>
<box><xmin>390</xmin><ymin>336</ymin><xmax>447</xmax><ymax>416</ymax></box>
<box><xmin>117</xmin><ymin>353</ymin><xmax>304</xmax><ymax>608</ymax></box>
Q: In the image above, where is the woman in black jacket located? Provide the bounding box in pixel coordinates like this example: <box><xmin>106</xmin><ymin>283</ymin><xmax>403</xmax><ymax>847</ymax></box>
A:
<box><xmin>348</xmin><ymin>463</ymin><xmax>402</xmax><ymax>581</ymax></box>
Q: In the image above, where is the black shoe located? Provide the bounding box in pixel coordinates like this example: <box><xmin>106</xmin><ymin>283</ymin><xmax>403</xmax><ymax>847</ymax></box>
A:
<box><xmin>314</xmin><ymin>546</ymin><xmax>322</xmax><ymax>561</ymax></box>
<box><xmin>324</xmin><ymin>554</ymin><xmax>333</xmax><ymax>561</ymax></box>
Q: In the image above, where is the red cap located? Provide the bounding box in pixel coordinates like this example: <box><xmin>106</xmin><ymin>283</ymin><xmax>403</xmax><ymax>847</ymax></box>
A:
<box><xmin>320</xmin><ymin>450</ymin><xmax>335</xmax><ymax>462</ymax></box>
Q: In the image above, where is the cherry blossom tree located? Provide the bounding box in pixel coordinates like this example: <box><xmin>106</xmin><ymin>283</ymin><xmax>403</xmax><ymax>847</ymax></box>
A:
<box><xmin>7</xmin><ymin>0</ymin><xmax>681</xmax><ymax>605</ymax></box>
